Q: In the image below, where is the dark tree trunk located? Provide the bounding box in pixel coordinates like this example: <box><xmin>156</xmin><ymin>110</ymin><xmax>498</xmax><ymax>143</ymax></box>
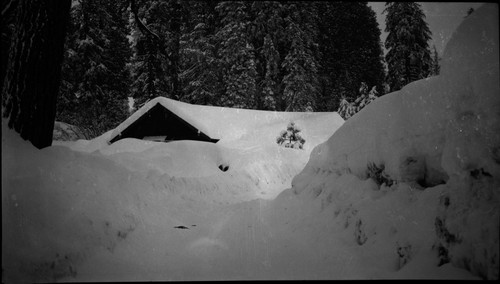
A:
<box><xmin>1</xmin><ymin>0</ymin><xmax>71</xmax><ymax>149</ymax></box>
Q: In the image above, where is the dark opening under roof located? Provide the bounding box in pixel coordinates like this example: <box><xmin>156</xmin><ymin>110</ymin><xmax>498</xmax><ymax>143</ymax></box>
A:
<box><xmin>109</xmin><ymin>103</ymin><xmax>219</xmax><ymax>144</ymax></box>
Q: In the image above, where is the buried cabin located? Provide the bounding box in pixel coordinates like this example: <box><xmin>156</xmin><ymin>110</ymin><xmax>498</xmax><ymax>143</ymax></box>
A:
<box><xmin>108</xmin><ymin>97</ymin><xmax>219</xmax><ymax>144</ymax></box>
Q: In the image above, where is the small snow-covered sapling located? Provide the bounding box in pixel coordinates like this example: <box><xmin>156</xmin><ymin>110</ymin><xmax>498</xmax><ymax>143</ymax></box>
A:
<box><xmin>276</xmin><ymin>121</ymin><xmax>306</xmax><ymax>150</ymax></box>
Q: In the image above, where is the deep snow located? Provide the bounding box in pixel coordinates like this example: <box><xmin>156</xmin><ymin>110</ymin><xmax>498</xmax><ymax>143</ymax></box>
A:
<box><xmin>290</xmin><ymin>3</ymin><xmax>499</xmax><ymax>279</ymax></box>
<box><xmin>2</xmin><ymin>3</ymin><xmax>499</xmax><ymax>282</ymax></box>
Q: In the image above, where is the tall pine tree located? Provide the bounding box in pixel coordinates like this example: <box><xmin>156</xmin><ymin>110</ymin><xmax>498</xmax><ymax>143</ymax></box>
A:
<box><xmin>384</xmin><ymin>2</ymin><xmax>432</xmax><ymax>92</ymax></box>
<box><xmin>248</xmin><ymin>1</ymin><xmax>286</xmax><ymax>110</ymax></box>
<box><xmin>129</xmin><ymin>0</ymin><xmax>190</xmax><ymax>107</ymax></box>
<box><xmin>429</xmin><ymin>45</ymin><xmax>440</xmax><ymax>76</ymax></box>
<box><xmin>260</xmin><ymin>33</ymin><xmax>281</xmax><ymax>110</ymax></box>
<box><xmin>216</xmin><ymin>1</ymin><xmax>257</xmax><ymax>108</ymax></box>
<box><xmin>316</xmin><ymin>2</ymin><xmax>385</xmax><ymax>111</ymax></box>
<box><xmin>130</xmin><ymin>0</ymin><xmax>170</xmax><ymax>107</ymax></box>
<box><xmin>280</xmin><ymin>2</ymin><xmax>319</xmax><ymax>111</ymax></box>
<box><xmin>179</xmin><ymin>0</ymin><xmax>224</xmax><ymax>106</ymax></box>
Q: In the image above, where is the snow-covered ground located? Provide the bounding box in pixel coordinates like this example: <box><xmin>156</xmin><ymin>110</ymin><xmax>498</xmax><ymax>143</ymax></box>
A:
<box><xmin>2</xmin><ymin>3</ymin><xmax>498</xmax><ymax>282</ymax></box>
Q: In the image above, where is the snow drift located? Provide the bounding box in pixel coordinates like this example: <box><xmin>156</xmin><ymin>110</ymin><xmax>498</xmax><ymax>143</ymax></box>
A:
<box><xmin>287</xmin><ymin>3</ymin><xmax>499</xmax><ymax>279</ymax></box>
<box><xmin>2</xmin><ymin>82</ymin><xmax>344</xmax><ymax>281</ymax></box>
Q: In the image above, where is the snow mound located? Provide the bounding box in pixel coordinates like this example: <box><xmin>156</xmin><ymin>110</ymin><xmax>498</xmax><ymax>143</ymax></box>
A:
<box><xmin>2</xmin><ymin>120</ymin><xmax>146</xmax><ymax>282</ymax></box>
<box><xmin>55</xmin><ymin>130</ymin><xmax>114</xmax><ymax>153</ymax></box>
<box><xmin>3</xmin><ymin>91</ymin><xmax>346</xmax><ymax>280</ymax></box>
<box><xmin>103</xmin><ymin>139</ymin><xmax>232</xmax><ymax>178</ymax></box>
<box><xmin>1</xmin><ymin>113</ymin><xmax>337</xmax><ymax>282</ymax></box>
<box><xmin>54</xmin><ymin>100</ymin><xmax>343</xmax><ymax>200</ymax></box>
<box><xmin>284</xmin><ymin>3</ymin><xmax>499</xmax><ymax>280</ymax></box>
<box><xmin>97</xmin><ymin>138</ymin><xmax>313</xmax><ymax>200</ymax></box>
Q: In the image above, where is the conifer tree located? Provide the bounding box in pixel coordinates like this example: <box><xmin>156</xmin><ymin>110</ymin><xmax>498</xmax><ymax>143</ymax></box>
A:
<box><xmin>216</xmin><ymin>1</ymin><xmax>257</xmax><ymax>108</ymax></box>
<box><xmin>180</xmin><ymin>0</ymin><xmax>223</xmax><ymax>106</ymax></box>
<box><xmin>281</xmin><ymin>2</ymin><xmax>319</xmax><ymax>112</ymax></box>
<box><xmin>337</xmin><ymin>98</ymin><xmax>356</xmax><ymax>120</ymax></box>
<box><xmin>261</xmin><ymin>34</ymin><xmax>281</xmax><ymax>110</ymax></box>
<box><xmin>355</xmin><ymin>82</ymin><xmax>378</xmax><ymax>112</ymax></box>
<box><xmin>384</xmin><ymin>2</ymin><xmax>432</xmax><ymax>92</ymax></box>
<box><xmin>129</xmin><ymin>0</ymin><xmax>190</xmax><ymax>106</ymax></box>
<box><xmin>249</xmin><ymin>1</ymin><xmax>285</xmax><ymax>110</ymax></box>
<box><xmin>338</xmin><ymin>82</ymin><xmax>378</xmax><ymax>119</ymax></box>
<box><xmin>429</xmin><ymin>45</ymin><xmax>440</xmax><ymax>76</ymax></box>
<box><xmin>129</xmin><ymin>0</ymin><xmax>170</xmax><ymax>108</ymax></box>
<box><xmin>316</xmin><ymin>2</ymin><xmax>385</xmax><ymax>111</ymax></box>
<box><xmin>276</xmin><ymin>121</ymin><xmax>306</xmax><ymax>150</ymax></box>
<box><xmin>130</xmin><ymin>31</ymin><xmax>168</xmax><ymax>108</ymax></box>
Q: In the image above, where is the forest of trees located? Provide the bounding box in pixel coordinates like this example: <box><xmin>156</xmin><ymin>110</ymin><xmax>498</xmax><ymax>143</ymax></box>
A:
<box><xmin>55</xmin><ymin>0</ymin><xmax>391</xmax><ymax>137</ymax></box>
<box><xmin>2</xmin><ymin>0</ymin><xmax>440</xmax><ymax>145</ymax></box>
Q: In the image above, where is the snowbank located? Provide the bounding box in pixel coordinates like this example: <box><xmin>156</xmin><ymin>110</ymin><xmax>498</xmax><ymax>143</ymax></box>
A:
<box><xmin>55</xmin><ymin>130</ymin><xmax>114</xmax><ymax>153</ymax></box>
<box><xmin>1</xmin><ymin>107</ymin><xmax>342</xmax><ymax>282</ymax></box>
<box><xmin>2</xmin><ymin>85</ymin><xmax>344</xmax><ymax>282</ymax></box>
<box><xmin>285</xmin><ymin>3</ymin><xmax>499</xmax><ymax>279</ymax></box>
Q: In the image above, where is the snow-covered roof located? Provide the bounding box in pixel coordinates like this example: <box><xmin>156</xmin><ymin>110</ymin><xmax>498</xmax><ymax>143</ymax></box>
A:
<box><xmin>109</xmin><ymin>97</ymin><xmax>345</xmax><ymax>147</ymax></box>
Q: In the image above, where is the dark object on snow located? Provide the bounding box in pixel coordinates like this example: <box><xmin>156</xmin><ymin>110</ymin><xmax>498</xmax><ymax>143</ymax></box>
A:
<box><xmin>218</xmin><ymin>164</ymin><xmax>229</xmax><ymax>172</ymax></box>
<box><xmin>174</xmin><ymin>226</ymin><xmax>189</xmax><ymax>229</ymax></box>
<box><xmin>109</xmin><ymin>102</ymin><xmax>219</xmax><ymax>144</ymax></box>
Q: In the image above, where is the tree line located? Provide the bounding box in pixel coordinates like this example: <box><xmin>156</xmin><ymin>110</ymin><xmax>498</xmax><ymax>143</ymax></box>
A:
<box><xmin>57</xmin><ymin>0</ymin><xmax>392</xmax><ymax>137</ymax></box>
<box><xmin>2</xmin><ymin>0</ymin><xmax>441</xmax><ymax>147</ymax></box>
